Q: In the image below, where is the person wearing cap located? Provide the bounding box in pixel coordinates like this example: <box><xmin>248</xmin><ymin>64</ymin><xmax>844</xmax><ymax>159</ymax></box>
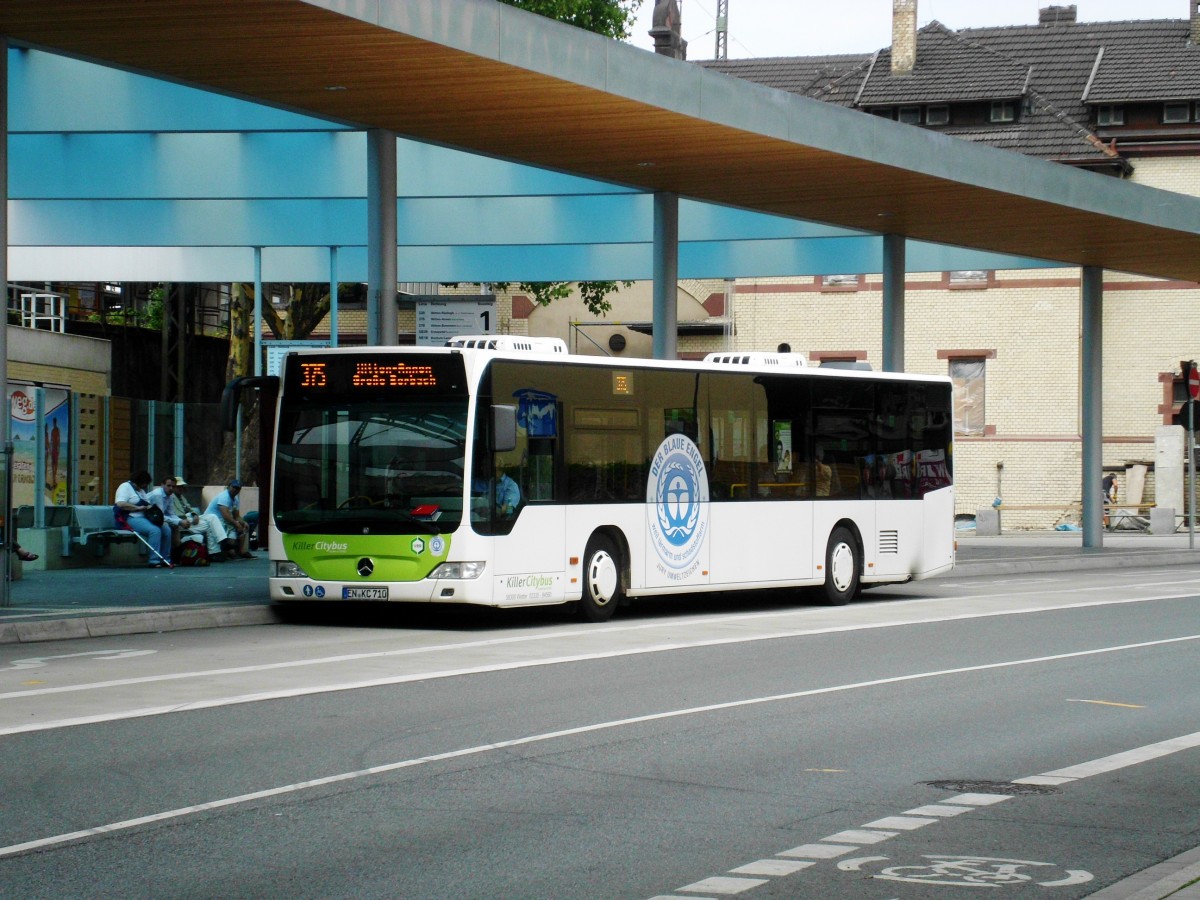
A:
<box><xmin>148</xmin><ymin>475</ymin><xmax>230</xmax><ymax>562</ymax></box>
<box><xmin>204</xmin><ymin>478</ymin><xmax>254</xmax><ymax>559</ymax></box>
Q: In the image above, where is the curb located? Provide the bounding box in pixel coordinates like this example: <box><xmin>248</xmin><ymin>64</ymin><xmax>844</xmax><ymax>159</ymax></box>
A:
<box><xmin>1088</xmin><ymin>845</ymin><xmax>1200</xmax><ymax>899</ymax></box>
<box><xmin>948</xmin><ymin>549</ymin><xmax>1200</xmax><ymax>578</ymax></box>
<box><xmin>0</xmin><ymin>603</ymin><xmax>282</xmax><ymax>645</ymax></box>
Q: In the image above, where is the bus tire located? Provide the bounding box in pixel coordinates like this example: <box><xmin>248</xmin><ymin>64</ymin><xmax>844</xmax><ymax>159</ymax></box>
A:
<box><xmin>580</xmin><ymin>534</ymin><xmax>622</xmax><ymax>622</ymax></box>
<box><xmin>822</xmin><ymin>527</ymin><xmax>860</xmax><ymax>606</ymax></box>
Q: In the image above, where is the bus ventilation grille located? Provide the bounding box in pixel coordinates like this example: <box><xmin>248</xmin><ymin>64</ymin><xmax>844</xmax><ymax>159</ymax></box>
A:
<box><xmin>879</xmin><ymin>530</ymin><xmax>899</xmax><ymax>554</ymax></box>
<box><xmin>446</xmin><ymin>335</ymin><xmax>568</xmax><ymax>354</ymax></box>
<box><xmin>702</xmin><ymin>352</ymin><xmax>808</xmax><ymax>368</ymax></box>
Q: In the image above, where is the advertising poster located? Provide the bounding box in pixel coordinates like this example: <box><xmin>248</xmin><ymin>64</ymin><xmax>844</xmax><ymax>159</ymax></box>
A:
<box><xmin>9</xmin><ymin>387</ymin><xmax>70</xmax><ymax>507</ymax></box>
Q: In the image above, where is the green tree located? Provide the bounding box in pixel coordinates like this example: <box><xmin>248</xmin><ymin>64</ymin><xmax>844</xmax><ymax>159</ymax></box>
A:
<box><xmin>497</xmin><ymin>0</ymin><xmax>643</xmax><ymax>40</ymax></box>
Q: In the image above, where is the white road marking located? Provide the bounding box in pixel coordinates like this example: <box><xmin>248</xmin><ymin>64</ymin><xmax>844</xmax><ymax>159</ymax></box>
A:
<box><xmin>779</xmin><ymin>844</ymin><xmax>858</xmax><ymax>859</ymax></box>
<box><xmin>676</xmin><ymin>876</ymin><xmax>765</xmax><ymax>894</ymax></box>
<box><xmin>3</xmin><ymin>588</ymin><xmax>1198</xmax><ymax>736</ymax></box>
<box><xmin>1020</xmin><ymin>730</ymin><xmax>1200</xmax><ymax>783</ymax></box>
<box><xmin>822</xmin><ymin>829</ymin><xmax>898</xmax><ymax>844</ymax></box>
<box><xmin>4</xmin><ymin>641</ymin><xmax>1199</xmax><ymax>863</ymax></box>
<box><xmin>7</xmin><ymin>629</ymin><xmax>1198</xmax><ymax>737</ymax></box>
<box><xmin>903</xmin><ymin>804</ymin><xmax>974</xmax><ymax>817</ymax></box>
<box><xmin>5</xmin><ymin>650</ymin><xmax>156</xmax><ymax>670</ymax></box>
<box><xmin>729</xmin><ymin>860</ymin><xmax>813</xmax><ymax>876</ymax></box>
<box><xmin>862</xmin><ymin>816</ymin><xmax>938</xmax><ymax>830</ymax></box>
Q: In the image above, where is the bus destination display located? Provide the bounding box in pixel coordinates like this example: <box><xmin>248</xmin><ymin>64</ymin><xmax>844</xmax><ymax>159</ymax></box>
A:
<box><xmin>286</xmin><ymin>354</ymin><xmax>464</xmax><ymax>398</ymax></box>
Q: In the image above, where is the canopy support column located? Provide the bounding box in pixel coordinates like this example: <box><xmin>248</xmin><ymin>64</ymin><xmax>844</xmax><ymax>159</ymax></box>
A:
<box><xmin>882</xmin><ymin>234</ymin><xmax>906</xmax><ymax>373</ymax></box>
<box><xmin>1081</xmin><ymin>265</ymin><xmax>1103</xmax><ymax>548</ymax></box>
<box><xmin>652</xmin><ymin>191</ymin><xmax>679</xmax><ymax>361</ymax></box>
<box><xmin>368</xmin><ymin>129</ymin><xmax>398</xmax><ymax>346</ymax></box>
<box><xmin>1</xmin><ymin>37</ymin><xmax>11</xmax><ymax>604</ymax></box>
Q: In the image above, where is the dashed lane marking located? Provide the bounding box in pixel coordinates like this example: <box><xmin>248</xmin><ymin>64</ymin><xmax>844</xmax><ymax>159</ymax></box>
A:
<box><xmin>1066</xmin><ymin>698</ymin><xmax>1145</xmax><ymax>708</ymax></box>
<box><xmin>655</xmin><ymin>734</ymin><xmax>1200</xmax><ymax>897</ymax></box>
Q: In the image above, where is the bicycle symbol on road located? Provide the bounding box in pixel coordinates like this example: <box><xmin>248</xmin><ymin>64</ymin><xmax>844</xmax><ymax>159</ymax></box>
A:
<box><xmin>838</xmin><ymin>854</ymin><xmax>1093</xmax><ymax>888</ymax></box>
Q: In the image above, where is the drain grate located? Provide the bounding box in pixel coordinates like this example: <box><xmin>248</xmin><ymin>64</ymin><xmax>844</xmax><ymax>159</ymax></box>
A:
<box><xmin>922</xmin><ymin>779</ymin><xmax>1060</xmax><ymax>796</ymax></box>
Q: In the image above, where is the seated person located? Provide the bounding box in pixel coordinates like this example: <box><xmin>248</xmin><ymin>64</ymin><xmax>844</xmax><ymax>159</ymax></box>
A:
<box><xmin>471</xmin><ymin>470</ymin><xmax>522</xmax><ymax>519</ymax></box>
<box><xmin>148</xmin><ymin>475</ymin><xmax>229</xmax><ymax>561</ymax></box>
<box><xmin>205</xmin><ymin>479</ymin><xmax>254</xmax><ymax>559</ymax></box>
<box><xmin>115</xmin><ymin>469</ymin><xmax>173</xmax><ymax>567</ymax></box>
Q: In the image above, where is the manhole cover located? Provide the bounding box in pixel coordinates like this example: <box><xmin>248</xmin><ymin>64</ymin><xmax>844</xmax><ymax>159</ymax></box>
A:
<box><xmin>923</xmin><ymin>779</ymin><xmax>1060</xmax><ymax>796</ymax></box>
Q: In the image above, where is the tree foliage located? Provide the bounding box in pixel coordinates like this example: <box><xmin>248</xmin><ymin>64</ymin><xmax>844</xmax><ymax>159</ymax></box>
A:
<box><xmin>497</xmin><ymin>0</ymin><xmax>643</xmax><ymax>40</ymax></box>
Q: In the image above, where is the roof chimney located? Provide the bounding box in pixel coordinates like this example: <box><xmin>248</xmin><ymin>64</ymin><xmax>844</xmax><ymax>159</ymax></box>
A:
<box><xmin>892</xmin><ymin>0</ymin><xmax>917</xmax><ymax>76</ymax></box>
<box><xmin>1192</xmin><ymin>1</ymin><xmax>1200</xmax><ymax>44</ymax></box>
<box><xmin>650</xmin><ymin>0</ymin><xmax>688</xmax><ymax>60</ymax></box>
<box><xmin>1038</xmin><ymin>5</ymin><xmax>1077</xmax><ymax>25</ymax></box>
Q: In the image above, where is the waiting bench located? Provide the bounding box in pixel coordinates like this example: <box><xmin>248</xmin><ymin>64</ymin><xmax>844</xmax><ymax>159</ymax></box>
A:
<box><xmin>67</xmin><ymin>505</ymin><xmax>141</xmax><ymax>555</ymax></box>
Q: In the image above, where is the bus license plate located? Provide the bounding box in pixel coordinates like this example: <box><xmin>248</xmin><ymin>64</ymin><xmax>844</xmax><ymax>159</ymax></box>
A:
<box><xmin>343</xmin><ymin>587</ymin><xmax>388</xmax><ymax>600</ymax></box>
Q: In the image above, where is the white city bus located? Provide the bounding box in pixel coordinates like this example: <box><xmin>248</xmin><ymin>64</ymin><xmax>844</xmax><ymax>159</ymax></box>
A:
<box><xmin>260</xmin><ymin>337</ymin><xmax>954</xmax><ymax>621</ymax></box>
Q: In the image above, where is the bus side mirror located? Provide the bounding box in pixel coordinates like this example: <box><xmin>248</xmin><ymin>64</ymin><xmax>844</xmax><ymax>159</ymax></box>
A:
<box><xmin>491</xmin><ymin>405</ymin><xmax>517</xmax><ymax>452</ymax></box>
<box><xmin>221</xmin><ymin>375</ymin><xmax>281</xmax><ymax>431</ymax></box>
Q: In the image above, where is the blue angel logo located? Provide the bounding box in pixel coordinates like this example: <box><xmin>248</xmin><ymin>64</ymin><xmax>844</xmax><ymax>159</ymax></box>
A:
<box><xmin>657</xmin><ymin>461</ymin><xmax>700</xmax><ymax>546</ymax></box>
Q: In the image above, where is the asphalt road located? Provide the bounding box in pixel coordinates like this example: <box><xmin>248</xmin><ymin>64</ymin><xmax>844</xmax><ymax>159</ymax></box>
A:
<box><xmin>1</xmin><ymin>566</ymin><xmax>1198</xmax><ymax>898</ymax></box>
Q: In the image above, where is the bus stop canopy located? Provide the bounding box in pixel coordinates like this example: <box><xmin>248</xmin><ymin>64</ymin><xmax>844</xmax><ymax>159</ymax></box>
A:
<box><xmin>0</xmin><ymin>0</ymin><xmax>1199</xmax><ymax>284</ymax></box>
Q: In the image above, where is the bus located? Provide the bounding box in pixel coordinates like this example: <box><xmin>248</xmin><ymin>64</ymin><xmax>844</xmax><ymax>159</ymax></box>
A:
<box><xmin>254</xmin><ymin>337</ymin><xmax>954</xmax><ymax>621</ymax></box>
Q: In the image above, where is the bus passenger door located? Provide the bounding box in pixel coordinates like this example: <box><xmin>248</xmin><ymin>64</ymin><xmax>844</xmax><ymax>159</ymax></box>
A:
<box><xmin>492</xmin><ymin>432</ymin><xmax>567</xmax><ymax>604</ymax></box>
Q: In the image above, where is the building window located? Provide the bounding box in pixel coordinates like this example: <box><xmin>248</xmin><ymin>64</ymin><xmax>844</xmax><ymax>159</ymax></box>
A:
<box><xmin>1163</xmin><ymin>102</ymin><xmax>1191</xmax><ymax>124</ymax></box>
<box><xmin>939</xmin><ymin>349</ymin><xmax>997</xmax><ymax>435</ymax></box>
<box><xmin>990</xmin><ymin>100</ymin><xmax>1017</xmax><ymax>123</ymax></box>
<box><xmin>898</xmin><ymin>106</ymin><xmax>921</xmax><ymax>125</ymax></box>
<box><xmin>820</xmin><ymin>274</ymin><xmax>860</xmax><ymax>290</ymax></box>
<box><xmin>926</xmin><ymin>105</ymin><xmax>949</xmax><ymax>126</ymax></box>
<box><xmin>1096</xmin><ymin>105</ymin><xmax>1124</xmax><ymax>126</ymax></box>
<box><xmin>949</xmin><ymin>270</ymin><xmax>989</xmax><ymax>287</ymax></box>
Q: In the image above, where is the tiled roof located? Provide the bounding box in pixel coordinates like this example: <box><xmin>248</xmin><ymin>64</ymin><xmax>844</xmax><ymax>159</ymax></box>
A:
<box><xmin>699</xmin><ymin>15</ymin><xmax>1198</xmax><ymax>167</ymax></box>
<box><xmin>702</xmin><ymin>54</ymin><xmax>869</xmax><ymax>97</ymax></box>
<box><xmin>856</xmin><ymin>22</ymin><xmax>1030</xmax><ymax>105</ymax></box>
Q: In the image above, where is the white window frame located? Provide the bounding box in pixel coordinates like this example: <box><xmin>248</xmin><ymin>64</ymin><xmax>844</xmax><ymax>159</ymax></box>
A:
<box><xmin>1163</xmin><ymin>102</ymin><xmax>1190</xmax><ymax>124</ymax></box>
<box><xmin>990</xmin><ymin>100</ymin><xmax>1016</xmax><ymax>123</ymax></box>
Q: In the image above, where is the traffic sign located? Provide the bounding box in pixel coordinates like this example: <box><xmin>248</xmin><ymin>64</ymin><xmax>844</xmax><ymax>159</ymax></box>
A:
<box><xmin>1190</xmin><ymin>363</ymin><xmax>1200</xmax><ymax>399</ymax></box>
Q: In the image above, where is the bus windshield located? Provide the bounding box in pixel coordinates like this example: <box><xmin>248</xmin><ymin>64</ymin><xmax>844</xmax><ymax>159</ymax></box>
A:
<box><xmin>273</xmin><ymin>351</ymin><xmax>470</xmax><ymax>535</ymax></box>
<box><xmin>274</xmin><ymin>400</ymin><xmax>468</xmax><ymax>534</ymax></box>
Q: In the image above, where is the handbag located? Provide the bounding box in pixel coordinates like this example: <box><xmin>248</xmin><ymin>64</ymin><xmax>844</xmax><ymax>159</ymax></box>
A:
<box><xmin>145</xmin><ymin>505</ymin><xmax>165</xmax><ymax>527</ymax></box>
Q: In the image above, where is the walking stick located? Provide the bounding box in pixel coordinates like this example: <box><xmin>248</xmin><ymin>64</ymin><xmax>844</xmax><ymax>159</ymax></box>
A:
<box><xmin>121</xmin><ymin>521</ymin><xmax>175</xmax><ymax>569</ymax></box>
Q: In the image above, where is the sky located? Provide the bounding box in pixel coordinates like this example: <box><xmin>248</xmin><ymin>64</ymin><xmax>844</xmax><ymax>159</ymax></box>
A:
<box><xmin>626</xmin><ymin>0</ymin><xmax>1192</xmax><ymax>59</ymax></box>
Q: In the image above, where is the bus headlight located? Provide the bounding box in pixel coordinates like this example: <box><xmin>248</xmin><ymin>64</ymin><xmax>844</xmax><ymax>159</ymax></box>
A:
<box><xmin>429</xmin><ymin>561</ymin><xmax>486</xmax><ymax>580</ymax></box>
<box><xmin>274</xmin><ymin>560</ymin><xmax>309</xmax><ymax>578</ymax></box>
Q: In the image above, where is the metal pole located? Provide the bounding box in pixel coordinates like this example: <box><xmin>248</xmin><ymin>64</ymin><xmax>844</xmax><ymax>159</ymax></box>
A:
<box><xmin>652</xmin><ymin>191</ymin><xmax>679</xmax><ymax>361</ymax></box>
<box><xmin>1080</xmin><ymin>266</ymin><xmax>1103</xmax><ymax>549</ymax></box>
<box><xmin>329</xmin><ymin>246</ymin><xmax>339</xmax><ymax>348</ymax></box>
<box><xmin>1</xmin><ymin>36</ymin><xmax>11</xmax><ymax>604</ymax></box>
<box><xmin>1190</xmin><ymin>390</ymin><xmax>1195</xmax><ymax>549</ymax></box>
<box><xmin>881</xmin><ymin>234</ymin><xmax>906</xmax><ymax>373</ymax></box>
<box><xmin>174</xmin><ymin>402</ymin><xmax>185</xmax><ymax>481</ymax></box>
<box><xmin>33</xmin><ymin>387</ymin><xmax>44</xmax><ymax>527</ymax></box>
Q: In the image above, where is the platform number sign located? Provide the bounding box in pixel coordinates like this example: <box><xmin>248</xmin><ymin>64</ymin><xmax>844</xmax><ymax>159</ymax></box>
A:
<box><xmin>1189</xmin><ymin>360</ymin><xmax>1200</xmax><ymax>400</ymax></box>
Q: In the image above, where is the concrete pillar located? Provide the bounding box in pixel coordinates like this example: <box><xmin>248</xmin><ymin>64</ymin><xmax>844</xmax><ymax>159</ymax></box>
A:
<box><xmin>652</xmin><ymin>192</ymin><xmax>679</xmax><ymax>361</ymax></box>
<box><xmin>367</xmin><ymin>129</ymin><xmax>398</xmax><ymax>346</ymax></box>
<box><xmin>881</xmin><ymin>234</ymin><xmax>905</xmax><ymax>373</ymax></box>
<box><xmin>1080</xmin><ymin>266</ymin><xmax>1103</xmax><ymax>548</ymax></box>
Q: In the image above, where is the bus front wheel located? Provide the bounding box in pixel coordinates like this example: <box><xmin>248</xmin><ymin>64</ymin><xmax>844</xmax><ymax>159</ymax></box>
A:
<box><xmin>580</xmin><ymin>535</ymin><xmax>622</xmax><ymax>622</ymax></box>
<box><xmin>822</xmin><ymin>527</ymin><xmax>860</xmax><ymax>606</ymax></box>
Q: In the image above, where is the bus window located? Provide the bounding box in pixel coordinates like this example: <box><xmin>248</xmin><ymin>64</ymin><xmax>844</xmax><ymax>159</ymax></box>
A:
<box><xmin>813</xmin><ymin>378</ymin><xmax>873</xmax><ymax>499</ymax></box>
<box><xmin>761</xmin><ymin>376</ymin><xmax>812</xmax><ymax>499</ymax></box>
<box><xmin>708</xmin><ymin>372</ymin><xmax>760</xmax><ymax>500</ymax></box>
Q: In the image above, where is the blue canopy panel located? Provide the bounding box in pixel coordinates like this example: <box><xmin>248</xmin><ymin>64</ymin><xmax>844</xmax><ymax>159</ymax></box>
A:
<box><xmin>6</xmin><ymin>47</ymin><xmax>1062</xmax><ymax>282</ymax></box>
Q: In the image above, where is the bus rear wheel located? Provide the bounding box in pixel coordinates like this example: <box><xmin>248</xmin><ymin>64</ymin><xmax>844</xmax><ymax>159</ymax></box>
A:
<box><xmin>580</xmin><ymin>535</ymin><xmax>622</xmax><ymax>622</ymax></box>
<box><xmin>822</xmin><ymin>527</ymin><xmax>860</xmax><ymax>606</ymax></box>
